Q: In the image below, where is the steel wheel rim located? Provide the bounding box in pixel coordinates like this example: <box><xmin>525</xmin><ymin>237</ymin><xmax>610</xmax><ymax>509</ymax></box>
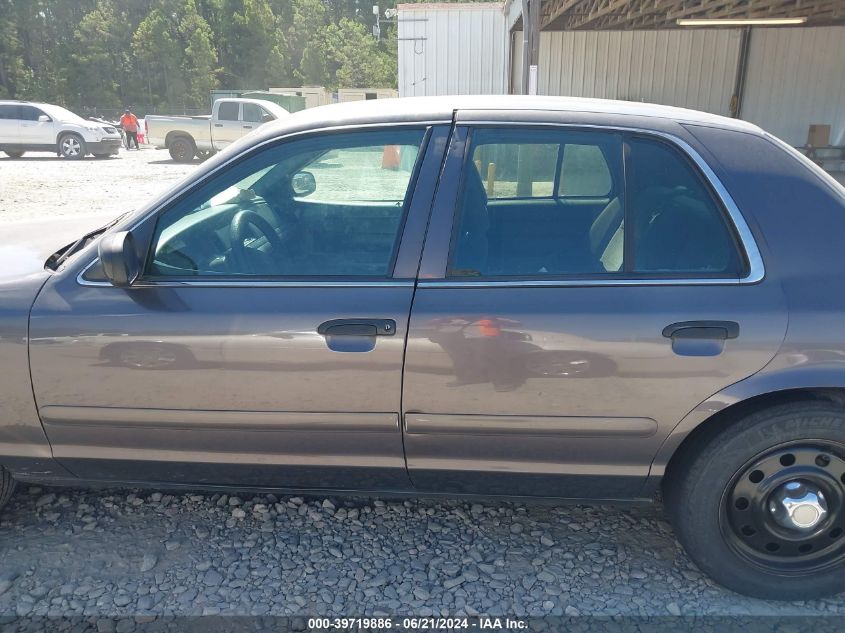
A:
<box><xmin>173</xmin><ymin>141</ymin><xmax>190</xmax><ymax>160</ymax></box>
<box><xmin>62</xmin><ymin>137</ymin><xmax>81</xmax><ymax>156</ymax></box>
<box><xmin>720</xmin><ymin>441</ymin><xmax>845</xmax><ymax>575</ymax></box>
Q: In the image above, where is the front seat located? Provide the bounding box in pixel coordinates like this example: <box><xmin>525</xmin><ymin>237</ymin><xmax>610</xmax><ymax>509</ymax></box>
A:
<box><xmin>588</xmin><ymin>197</ymin><xmax>623</xmax><ymax>272</ymax></box>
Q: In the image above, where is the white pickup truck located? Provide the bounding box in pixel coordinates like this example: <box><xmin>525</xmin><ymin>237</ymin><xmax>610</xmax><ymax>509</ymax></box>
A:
<box><xmin>145</xmin><ymin>98</ymin><xmax>290</xmax><ymax>162</ymax></box>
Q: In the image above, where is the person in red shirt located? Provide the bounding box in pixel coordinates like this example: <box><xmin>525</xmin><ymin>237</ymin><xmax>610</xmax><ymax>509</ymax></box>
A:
<box><xmin>119</xmin><ymin>108</ymin><xmax>140</xmax><ymax>150</ymax></box>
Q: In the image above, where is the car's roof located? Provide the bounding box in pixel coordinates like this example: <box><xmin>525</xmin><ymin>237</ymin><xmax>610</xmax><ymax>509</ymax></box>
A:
<box><xmin>274</xmin><ymin>94</ymin><xmax>763</xmax><ymax>135</ymax></box>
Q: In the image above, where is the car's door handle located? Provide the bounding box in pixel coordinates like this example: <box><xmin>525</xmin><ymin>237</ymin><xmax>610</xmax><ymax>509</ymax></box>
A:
<box><xmin>214</xmin><ymin>123</ymin><xmax>223</xmax><ymax>127</ymax></box>
<box><xmin>243</xmin><ymin>125</ymin><xmax>253</xmax><ymax>129</ymax></box>
<box><xmin>663</xmin><ymin>320</ymin><xmax>739</xmax><ymax>357</ymax></box>
<box><xmin>662</xmin><ymin>320</ymin><xmax>740</xmax><ymax>340</ymax></box>
<box><xmin>318</xmin><ymin>319</ymin><xmax>396</xmax><ymax>337</ymax></box>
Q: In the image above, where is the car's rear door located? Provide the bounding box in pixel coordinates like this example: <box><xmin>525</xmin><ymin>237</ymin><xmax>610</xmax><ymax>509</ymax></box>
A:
<box><xmin>402</xmin><ymin>112</ymin><xmax>788</xmax><ymax>500</ymax></box>
<box><xmin>29</xmin><ymin>125</ymin><xmax>450</xmax><ymax>490</ymax></box>
<box><xmin>0</xmin><ymin>104</ymin><xmax>22</xmax><ymax>145</ymax></box>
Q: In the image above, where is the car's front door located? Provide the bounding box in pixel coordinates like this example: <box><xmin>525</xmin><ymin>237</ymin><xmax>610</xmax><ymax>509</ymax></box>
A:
<box><xmin>402</xmin><ymin>117</ymin><xmax>788</xmax><ymax>499</ymax></box>
<box><xmin>17</xmin><ymin>105</ymin><xmax>54</xmax><ymax>145</ymax></box>
<box><xmin>212</xmin><ymin>101</ymin><xmax>244</xmax><ymax>150</ymax></box>
<box><xmin>30</xmin><ymin>125</ymin><xmax>449</xmax><ymax>490</ymax></box>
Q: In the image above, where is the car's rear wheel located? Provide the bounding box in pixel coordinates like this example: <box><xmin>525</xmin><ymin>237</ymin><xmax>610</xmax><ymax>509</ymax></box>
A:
<box><xmin>169</xmin><ymin>137</ymin><xmax>196</xmax><ymax>162</ymax></box>
<box><xmin>665</xmin><ymin>401</ymin><xmax>845</xmax><ymax>599</ymax></box>
<box><xmin>0</xmin><ymin>466</ymin><xmax>15</xmax><ymax>513</ymax></box>
<box><xmin>59</xmin><ymin>134</ymin><xmax>86</xmax><ymax>160</ymax></box>
<box><xmin>4</xmin><ymin>150</ymin><xmax>25</xmax><ymax>158</ymax></box>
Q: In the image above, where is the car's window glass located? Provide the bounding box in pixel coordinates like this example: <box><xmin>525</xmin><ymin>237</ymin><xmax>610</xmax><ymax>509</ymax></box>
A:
<box><xmin>472</xmin><ymin>142</ymin><xmax>558</xmax><ymax>198</ymax></box>
<box><xmin>18</xmin><ymin>106</ymin><xmax>42</xmax><ymax>121</ymax></box>
<box><xmin>0</xmin><ymin>105</ymin><xmax>20</xmax><ymax>120</ymax></box>
<box><xmin>217</xmin><ymin>102</ymin><xmax>239</xmax><ymax>121</ymax></box>
<box><xmin>295</xmin><ymin>144</ymin><xmax>421</xmax><ymax>204</ymax></box>
<box><xmin>559</xmin><ymin>144</ymin><xmax>612</xmax><ymax>197</ymax></box>
<box><xmin>628</xmin><ymin>137</ymin><xmax>743</xmax><ymax>275</ymax></box>
<box><xmin>147</xmin><ymin>128</ymin><xmax>426</xmax><ymax>278</ymax></box>
<box><xmin>450</xmin><ymin>128</ymin><xmax>624</xmax><ymax>277</ymax></box>
<box><xmin>242</xmin><ymin>103</ymin><xmax>263</xmax><ymax>123</ymax></box>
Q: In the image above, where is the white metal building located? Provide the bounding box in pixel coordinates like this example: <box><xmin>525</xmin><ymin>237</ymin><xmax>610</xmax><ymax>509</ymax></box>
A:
<box><xmin>397</xmin><ymin>1</ymin><xmax>845</xmax><ymax>149</ymax></box>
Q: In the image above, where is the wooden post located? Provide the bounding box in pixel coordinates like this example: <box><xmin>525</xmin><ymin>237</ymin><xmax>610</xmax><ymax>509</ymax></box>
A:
<box><xmin>486</xmin><ymin>162</ymin><xmax>496</xmax><ymax>197</ymax></box>
<box><xmin>474</xmin><ymin>158</ymin><xmax>482</xmax><ymax>175</ymax></box>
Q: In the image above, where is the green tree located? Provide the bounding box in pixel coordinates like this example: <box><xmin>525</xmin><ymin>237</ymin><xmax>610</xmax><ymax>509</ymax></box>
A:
<box><xmin>179</xmin><ymin>0</ymin><xmax>219</xmax><ymax>107</ymax></box>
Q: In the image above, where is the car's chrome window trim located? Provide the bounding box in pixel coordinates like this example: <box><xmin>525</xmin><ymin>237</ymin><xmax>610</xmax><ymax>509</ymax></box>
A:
<box><xmin>76</xmin><ymin>260</ymin><xmax>415</xmax><ymax>289</ymax></box>
<box><xmin>432</xmin><ymin>120</ymin><xmax>765</xmax><ymax>289</ymax></box>
<box><xmin>75</xmin><ymin>118</ymin><xmax>764</xmax><ymax>290</ymax></box>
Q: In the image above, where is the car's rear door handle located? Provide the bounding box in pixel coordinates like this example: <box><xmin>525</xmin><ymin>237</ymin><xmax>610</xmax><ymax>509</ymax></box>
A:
<box><xmin>214</xmin><ymin>123</ymin><xmax>223</xmax><ymax>127</ymax></box>
<box><xmin>243</xmin><ymin>125</ymin><xmax>253</xmax><ymax>129</ymax></box>
<box><xmin>663</xmin><ymin>320</ymin><xmax>739</xmax><ymax>357</ymax></box>
<box><xmin>318</xmin><ymin>319</ymin><xmax>396</xmax><ymax>337</ymax></box>
<box><xmin>663</xmin><ymin>320</ymin><xmax>740</xmax><ymax>340</ymax></box>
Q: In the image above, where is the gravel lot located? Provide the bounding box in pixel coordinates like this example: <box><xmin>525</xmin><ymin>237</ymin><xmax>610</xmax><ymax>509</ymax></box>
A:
<box><xmin>2</xmin><ymin>147</ymin><xmax>845</xmax><ymax>622</ymax></box>
<box><xmin>0</xmin><ymin>148</ymin><xmax>196</xmax><ymax>224</ymax></box>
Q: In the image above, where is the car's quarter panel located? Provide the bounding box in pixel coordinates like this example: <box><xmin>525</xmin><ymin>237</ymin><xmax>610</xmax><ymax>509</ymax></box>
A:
<box><xmin>402</xmin><ymin>111</ymin><xmax>788</xmax><ymax>499</ymax></box>
<box><xmin>642</xmin><ymin>124</ymin><xmax>845</xmax><ymax>489</ymax></box>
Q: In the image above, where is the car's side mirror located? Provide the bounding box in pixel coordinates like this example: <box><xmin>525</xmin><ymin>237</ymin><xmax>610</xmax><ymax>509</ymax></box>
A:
<box><xmin>99</xmin><ymin>231</ymin><xmax>140</xmax><ymax>288</ymax></box>
<box><xmin>38</xmin><ymin>115</ymin><xmax>50</xmax><ymax>123</ymax></box>
<box><xmin>291</xmin><ymin>171</ymin><xmax>316</xmax><ymax>197</ymax></box>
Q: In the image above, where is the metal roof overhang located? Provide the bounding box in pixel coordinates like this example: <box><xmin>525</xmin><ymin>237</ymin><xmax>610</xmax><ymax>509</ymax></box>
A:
<box><xmin>508</xmin><ymin>0</ymin><xmax>845</xmax><ymax>31</ymax></box>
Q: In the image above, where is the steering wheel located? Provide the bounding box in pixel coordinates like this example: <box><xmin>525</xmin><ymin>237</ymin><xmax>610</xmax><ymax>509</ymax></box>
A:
<box><xmin>228</xmin><ymin>210</ymin><xmax>286</xmax><ymax>274</ymax></box>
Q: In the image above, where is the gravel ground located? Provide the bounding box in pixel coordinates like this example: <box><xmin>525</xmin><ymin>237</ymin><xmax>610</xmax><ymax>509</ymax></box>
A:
<box><xmin>2</xmin><ymin>487</ymin><xmax>844</xmax><ymax>620</ymax></box>
<box><xmin>2</xmin><ymin>147</ymin><xmax>845</xmax><ymax>622</ymax></box>
<box><xmin>0</xmin><ymin>148</ymin><xmax>197</xmax><ymax>224</ymax></box>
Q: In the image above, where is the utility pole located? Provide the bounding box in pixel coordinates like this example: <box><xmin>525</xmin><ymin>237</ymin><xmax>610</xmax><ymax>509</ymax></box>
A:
<box><xmin>520</xmin><ymin>0</ymin><xmax>541</xmax><ymax>95</ymax></box>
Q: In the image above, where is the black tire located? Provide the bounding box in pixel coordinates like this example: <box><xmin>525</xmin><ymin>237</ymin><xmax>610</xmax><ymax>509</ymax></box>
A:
<box><xmin>0</xmin><ymin>466</ymin><xmax>15</xmax><ymax>513</ymax></box>
<box><xmin>665</xmin><ymin>401</ymin><xmax>845</xmax><ymax>600</ymax></box>
<box><xmin>3</xmin><ymin>150</ymin><xmax>25</xmax><ymax>158</ymax></box>
<box><xmin>168</xmin><ymin>137</ymin><xmax>196</xmax><ymax>162</ymax></box>
<box><xmin>58</xmin><ymin>133</ymin><xmax>86</xmax><ymax>160</ymax></box>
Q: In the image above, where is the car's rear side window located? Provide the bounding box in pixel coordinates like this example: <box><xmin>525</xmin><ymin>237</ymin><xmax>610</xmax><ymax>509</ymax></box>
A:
<box><xmin>627</xmin><ymin>136</ymin><xmax>744</xmax><ymax>275</ymax></box>
<box><xmin>448</xmin><ymin>127</ymin><xmax>746</xmax><ymax>279</ymax></box>
<box><xmin>0</xmin><ymin>105</ymin><xmax>20</xmax><ymax>120</ymax></box>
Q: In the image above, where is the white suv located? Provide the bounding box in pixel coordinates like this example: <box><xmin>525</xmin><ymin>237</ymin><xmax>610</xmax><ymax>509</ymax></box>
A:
<box><xmin>0</xmin><ymin>101</ymin><xmax>123</xmax><ymax>159</ymax></box>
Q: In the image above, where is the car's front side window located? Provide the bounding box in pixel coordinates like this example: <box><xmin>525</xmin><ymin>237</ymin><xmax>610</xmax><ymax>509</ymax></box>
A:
<box><xmin>448</xmin><ymin>127</ymin><xmax>745</xmax><ymax>279</ymax></box>
<box><xmin>146</xmin><ymin>128</ymin><xmax>426</xmax><ymax>278</ymax></box>
<box><xmin>18</xmin><ymin>106</ymin><xmax>42</xmax><ymax>121</ymax></box>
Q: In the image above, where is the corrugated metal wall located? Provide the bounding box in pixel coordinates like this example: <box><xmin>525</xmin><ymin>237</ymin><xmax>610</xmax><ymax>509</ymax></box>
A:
<box><xmin>742</xmin><ymin>27</ymin><xmax>845</xmax><ymax>146</ymax></box>
<box><xmin>512</xmin><ymin>29</ymin><xmax>742</xmax><ymax>116</ymax></box>
<box><xmin>398</xmin><ymin>4</ymin><xmax>508</xmax><ymax>97</ymax></box>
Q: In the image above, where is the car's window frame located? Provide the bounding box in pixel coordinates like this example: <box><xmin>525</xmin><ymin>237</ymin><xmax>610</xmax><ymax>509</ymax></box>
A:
<box><xmin>445</xmin><ymin>124</ymin><xmax>751</xmax><ymax>283</ymax></box>
<box><xmin>136</xmin><ymin>125</ymin><xmax>432</xmax><ymax>283</ymax></box>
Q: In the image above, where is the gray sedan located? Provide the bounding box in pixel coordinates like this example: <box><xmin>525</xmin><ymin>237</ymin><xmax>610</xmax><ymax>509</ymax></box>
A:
<box><xmin>2</xmin><ymin>96</ymin><xmax>845</xmax><ymax>600</ymax></box>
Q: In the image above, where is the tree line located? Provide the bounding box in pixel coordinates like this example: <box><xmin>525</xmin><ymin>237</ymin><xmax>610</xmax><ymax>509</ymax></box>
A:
<box><xmin>0</xmin><ymin>0</ymin><xmax>413</xmax><ymax>112</ymax></box>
